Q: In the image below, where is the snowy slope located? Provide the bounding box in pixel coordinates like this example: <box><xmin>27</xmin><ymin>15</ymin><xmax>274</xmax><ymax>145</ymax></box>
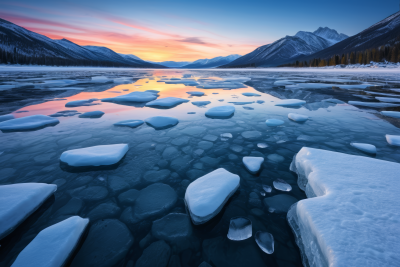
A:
<box><xmin>313</xmin><ymin>27</ymin><xmax>348</xmax><ymax>45</ymax></box>
<box><xmin>119</xmin><ymin>53</ymin><xmax>143</xmax><ymax>61</ymax></box>
<box><xmin>181</xmin><ymin>54</ymin><xmax>241</xmax><ymax>68</ymax></box>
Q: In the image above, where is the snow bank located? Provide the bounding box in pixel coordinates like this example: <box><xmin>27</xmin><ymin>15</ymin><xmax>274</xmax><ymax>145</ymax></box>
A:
<box><xmin>288</xmin><ymin>147</ymin><xmax>400</xmax><ymax>267</ymax></box>
<box><xmin>0</xmin><ymin>115</ymin><xmax>59</xmax><ymax>132</ymax></box>
<box><xmin>60</xmin><ymin>144</ymin><xmax>129</xmax><ymax>167</ymax></box>
<box><xmin>11</xmin><ymin>216</ymin><xmax>89</xmax><ymax>267</ymax></box>
<box><xmin>185</xmin><ymin>168</ymin><xmax>240</xmax><ymax>224</ymax></box>
<box><xmin>0</xmin><ymin>183</ymin><xmax>57</xmax><ymax>239</ymax></box>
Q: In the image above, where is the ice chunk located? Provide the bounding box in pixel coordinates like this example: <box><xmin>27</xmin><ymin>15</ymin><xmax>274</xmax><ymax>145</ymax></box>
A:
<box><xmin>228</xmin><ymin>101</ymin><xmax>254</xmax><ymax>105</ymax></box>
<box><xmin>185</xmin><ymin>168</ymin><xmax>240</xmax><ymax>224</ymax></box>
<box><xmin>60</xmin><ymin>144</ymin><xmax>129</xmax><ymax>167</ymax></box>
<box><xmin>273</xmin><ymin>179</ymin><xmax>292</xmax><ymax>191</ymax></box>
<box><xmin>255</xmin><ymin>231</ymin><xmax>274</xmax><ymax>254</ymax></box>
<box><xmin>275</xmin><ymin>99</ymin><xmax>306</xmax><ymax>107</ymax></box>
<box><xmin>322</xmin><ymin>99</ymin><xmax>344</xmax><ymax>104</ymax></box>
<box><xmin>288</xmin><ymin>147</ymin><xmax>400</xmax><ymax>267</ymax></box>
<box><xmin>386</xmin><ymin>135</ymin><xmax>400</xmax><ymax>146</ymax></box>
<box><xmin>350</xmin><ymin>143</ymin><xmax>376</xmax><ymax>154</ymax></box>
<box><xmin>0</xmin><ymin>183</ymin><xmax>57</xmax><ymax>239</ymax></box>
<box><xmin>0</xmin><ymin>114</ymin><xmax>14</xmax><ymax>122</ymax></box>
<box><xmin>348</xmin><ymin>101</ymin><xmax>400</xmax><ymax>108</ymax></box>
<box><xmin>114</xmin><ymin>120</ymin><xmax>144</xmax><ymax>128</ymax></box>
<box><xmin>375</xmin><ymin>97</ymin><xmax>400</xmax><ymax>103</ymax></box>
<box><xmin>11</xmin><ymin>216</ymin><xmax>89</xmax><ymax>267</ymax></box>
<box><xmin>145</xmin><ymin>97</ymin><xmax>189</xmax><ymax>108</ymax></box>
<box><xmin>262</xmin><ymin>185</ymin><xmax>272</xmax><ymax>193</ymax></box>
<box><xmin>78</xmin><ymin>111</ymin><xmax>104</xmax><ymax>118</ymax></box>
<box><xmin>0</xmin><ymin>115</ymin><xmax>59</xmax><ymax>132</ymax></box>
<box><xmin>257</xmin><ymin>143</ymin><xmax>268</xmax><ymax>148</ymax></box>
<box><xmin>288</xmin><ymin>113</ymin><xmax>308</xmax><ymax>122</ymax></box>
<box><xmin>263</xmin><ymin>194</ymin><xmax>297</xmax><ymax>213</ymax></box>
<box><xmin>65</xmin><ymin>99</ymin><xmax>98</xmax><ymax>107</ymax></box>
<box><xmin>50</xmin><ymin>110</ymin><xmax>80</xmax><ymax>117</ymax></box>
<box><xmin>205</xmin><ymin>106</ymin><xmax>235</xmax><ymax>118</ymax></box>
<box><xmin>187</xmin><ymin>91</ymin><xmax>204</xmax><ymax>96</ymax></box>
<box><xmin>192</xmin><ymin>101</ymin><xmax>211</xmax><ymax>107</ymax></box>
<box><xmin>265</xmin><ymin>119</ymin><xmax>284</xmax><ymax>126</ymax></box>
<box><xmin>242</xmin><ymin>92</ymin><xmax>261</xmax><ymax>97</ymax></box>
<box><xmin>227</xmin><ymin>217</ymin><xmax>252</xmax><ymax>241</ymax></box>
<box><xmin>381</xmin><ymin>111</ymin><xmax>400</xmax><ymax>118</ymax></box>
<box><xmin>102</xmin><ymin>91</ymin><xmax>158</xmax><ymax>103</ymax></box>
<box><xmin>243</xmin><ymin>157</ymin><xmax>264</xmax><ymax>174</ymax></box>
<box><xmin>145</xmin><ymin>116</ymin><xmax>179</xmax><ymax>129</ymax></box>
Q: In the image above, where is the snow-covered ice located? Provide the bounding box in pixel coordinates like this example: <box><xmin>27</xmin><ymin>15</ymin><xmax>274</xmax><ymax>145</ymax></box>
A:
<box><xmin>0</xmin><ymin>115</ymin><xmax>59</xmax><ymax>132</ymax></box>
<box><xmin>60</xmin><ymin>144</ymin><xmax>129</xmax><ymax>167</ymax></box>
<box><xmin>78</xmin><ymin>111</ymin><xmax>104</xmax><ymax>118</ymax></box>
<box><xmin>114</xmin><ymin>120</ymin><xmax>144</xmax><ymax>128</ymax></box>
<box><xmin>0</xmin><ymin>183</ymin><xmax>57</xmax><ymax>239</ymax></box>
<box><xmin>145</xmin><ymin>97</ymin><xmax>189</xmax><ymax>108</ymax></box>
<box><xmin>350</xmin><ymin>143</ymin><xmax>376</xmax><ymax>154</ymax></box>
<box><xmin>273</xmin><ymin>179</ymin><xmax>292</xmax><ymax>192</ymax></box>
<box><xmin>381</xmin><ymin>111</ymin><xmax>400</xmax><ymax>118</ymax></box>
<box><xmin>255</xmin><ymin>231</ymin><xmax>274</xmax><ymax>254</ymax></box>
<box><xmin>185</xmin><ymin>168</ymin><xmax>240</xmax><ymax>224</ymax></box>
<box><xmin>288</xmin><ymin>113</ymin><xmax>309</xmax><ymax>122</ymax></box>
<box><xmin>0</xmin><ymin>114</ymin><xmax>14</xmax><ymax>122</ymax></box>
<box><xmin>205</xmin><ymin>106</ymin><xmax>235</xmax><ymax>118</ymax></box>
<box><xmin>348</xmin><ymin>101</ymin><xmax>400</xmax><ymax>108</ymax></box>
<box><xmin>265</xmin><ymin>119</ymin><xmax>284</xmax><ymax>126</ymax></box>
<box><xmin>65</xmin><ymin>99</ymin><xmax>98</xmax><ymax>107</ymax></box>
<box><xmin>375</xmin><ymin>97</ymin><xmax>400</xmax><ymax>103</ymax></box>
<box><xmin>275</xmin><ymin>99</ymin><xmax>306</xmax><ymax>107</ymax></box>
<box><xmin>288</xmin><ymin>147</ymin><xmax>400</xmax><ymax>267</ymax></box>
<box><xmin>11</xmin><ymin>216</ymin><xmax>89</xmax><ymax>267</ymax></box>
<box><xmin>187</xmin><ymin>91</ymin><xmax>204</xmax><ymax>96</ymax></box>
<box><xmin>227</xmin><ymin>217</ymin><xmax>252</xmax><ymax>241</ymax></box>
<box><xmin>145</xmin><ymin>116</ymin><xmax>179</xmax><ymax>129</ymax></box>
<box><xmin>243</xmin><ymin>157</ymin><xmax>264</xmax><ymax>174</ymax></box>
<box><xmin>386</xmin><ymin>135</ymin><xmax>400</xmax><ymax>146</ymax></box>
<box><xmin>102</xmin><ymin>91</ymin><xmax>158</xmax><ymax>103</ymax></box>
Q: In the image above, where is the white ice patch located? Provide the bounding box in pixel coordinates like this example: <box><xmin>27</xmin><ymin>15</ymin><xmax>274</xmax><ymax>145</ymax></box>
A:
<box><xmin>0</xmin><ymin>183</ymin><xmax>57</xmax><ymax>239</ymax></box>
<box><xmin>386</xmin><ymin>135</ymin><xmax>400</xmax><ymax>146</ymax></box>
<box><xmin>0</xmin><ymin>115</ymin><xmax>59</xmax><ymax>131</ymax></box>
<box><xmin>350</xmin><ymin>143</ymin><xmax>376</xmax><ymax>154</ymax></box>
<box><xmin>60</xmin><ymin>144</ymin><xmax>129</xmax><ymax>167</ymax></box>
<box><xmin>185</xmin><ymin>168</ymin><xmax>240</xmax><ymax>224</ymax></box>
<box><xmin>381</xmin><ymin>111</ymin><xmax>400</xmax><ymax>119</ymax></box>
<box><xmin>145</xmin><ymin>97</ymin><xmax>189</xmax><ymax>108</ymax></box>
<box><xmin>243</xmin><ymin>157</ymin><xmax>264</xmax><ymax>174</ymax></box>
<box><xmin>288</xmin><ymin>147</ymin><xmax>400</xmax><ymax>267</ymax></box>
<box><xmin>205</xmin><ymin>106</ymin><xmax>235</xmax><ymax>118</ymax></box>
<box><xmin>227</xmin><ymin>217</ymin><xmax>252</xmax><ymax>241</ymax></box>
<box><xmin>288</xmin><ymin>113</ymin><xmax>308</xmax><ymax>122</ymax></box>
<box><xmin>0</xmin><ymin>114</ymin><xmax>15</xmax><ymax>122</ymax></box>
<box><xmin>273</xmin><ymin>179</ymin><xmax>292</xmax><ymax>192</ymax></box>
<box><xmin>11</xmin><ymin>216</ymin><xmax>89</xmax><ymax>267</ymax></box>
<box><xmin>145</xmin><ymin>116</ymin><xmax>179</xmax><ymax>129</ymax></box>
<box><xmin>348</xmin><ymin>101</ymin><xmax>400</xmax><ymax>108</ymax></box>
<box><xmin>102</xmin><ymin>91</ymin><xmax>158</xmax><ymax>103</ymax></box>
<box><xmin>265</xmin><ymin>119</ymin><xmax>284</xmax><ymax>126</ymax></box>
<box><xmin>275</xmin><ymin>99</ymin><xmax>306</xmax><ymax>107</ymax></box>
<box><xmin>375</xmin><ymin>97</ymin><xmax>400</xmax><ymax>103</ymax></box>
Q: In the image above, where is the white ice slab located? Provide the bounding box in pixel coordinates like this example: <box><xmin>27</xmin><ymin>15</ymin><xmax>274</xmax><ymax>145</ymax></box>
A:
<box><xmin>288</xmin><ymin>113</ymin><xmax>308</xmax><ymax>122</ymax></box>
<box><xmin>350</xmin><ymin>143</ymin><xmax>376</xmax><ymax>154</ymax></box>
<box><xmin>348</xmin><ymin>101</ymin><xmax>400</xmax><ymax>108</ymax></box>
<box><xmin>275</xmin><ymin>99</ymin><xmax>306</xmax><ymax>107</ymax></box>
<box><xmin>78</xmin><ymin>111</ymin><xmax>104</xmax><ymax>118</ymax></box>
<box><xmin>145</xmin><ymin>97</ymin><xmax>189</xmax><ymax>108</ymax></box>
<box><xmin>0</xmin><ymin>115</ymin><xmax>59</xmax><ymax>131</ymax></box>
<box><xmin>60</xmin><ymin>144</ymin><xmax>129</xmax><ymax>167</ymax></box>
<box><xmin>11</xmin><ymin>216</ymin><xmax>89</xmax><ymax>267</ymax></box>
<box><xmin>265</xmin><ymin>119</ymin><xmax>284</xmax><ymax>126</ymax></box>
<box><xmin>375</xmin><ymin>97</ymin><xmax>400</xmax><ymax>103</ymax></box>
<box><xmin>288</xmin><ymin>147</ymin><xmax>400</xmax><ymax>267</ymax></box>
<box><xmin>0</xmin><ymin>183</ymin><xmax>57</xmax><ymax>239</ymax></box>
<box><xmin>381</xmin><ymin>111</ymin><xmax>400</xmax><ymax>118</ymax></box>
<box><xmin>185</xmin><ymin>168</ymin><xmax>240</xmax><ymax>224</ymax></box>
<box><xmin>0</xmin><ymin>114</ymin><xmax>15</xmax><ymax>122</ymax></box>
<box><xmin>386</xmin><ymin>135</ymin><xmax>400</xmax><ymax>146</ymax></box>
<box><xmin>114</xmin><ymin>120</ymin><xmax>144</xmax><ymax>128</ymax></box>
<box><xmin>243</xmin><ymin>157</ymin><xmax>264</xmax><ymax>174</ymax></box>
<box><xmin>102</xmin><ymin>91</ymin><xmax>158</xmax><ymax>103</ymax></box>
<box><xmin>205</xmin><ymin>106</ymin><xmax>235</xmax><ymax>118</ymax></box>
<box><xmin>145</xmin><ymin>116</ymin><xmax>179</xmax><ymax>129</ymax></box>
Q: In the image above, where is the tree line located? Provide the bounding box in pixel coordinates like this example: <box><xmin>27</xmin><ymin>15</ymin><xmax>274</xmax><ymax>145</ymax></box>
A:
<box><xmin>279</xmin><ymin>35</ymin><xmax>400</xmax><ymax>68</ymax></box>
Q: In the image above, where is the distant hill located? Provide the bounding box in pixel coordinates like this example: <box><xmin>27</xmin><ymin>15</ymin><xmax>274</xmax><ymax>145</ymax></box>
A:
<box><xmin>181</xmin><ymin>54</ymin><xmax>241</xmax><ymax>68</ymax></box>
<box><xmin>147</xmin><ymin>61</ymin><xmax>192</xmax><ymax>68</ymax></box>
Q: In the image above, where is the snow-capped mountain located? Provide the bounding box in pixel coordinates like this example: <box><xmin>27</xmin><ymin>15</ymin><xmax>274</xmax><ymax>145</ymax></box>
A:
<box><xmin>313</xmin><ymin>27</ymin><xmax>348</xmax><ymax>45</ymax></box>
<box><xmin>147</xmin><ymin>61</ymin><xmax>193</xmax><ymax>68</ymax></box>
<box><xmin>222</xmin><ymin>28</ymin><xmax>348</xmax><ymax>67</ymax></box>
<box><xmin>119</xmin><ymin>54</ymin><xmax>143</xmax><ymax>61</ymax></box>
<box><xmin>0</xmin><ymin>17</ymin><xmax>163</xmax><ymax>68</ymax></box>
<box><xmin>181</xmin><ymin>54</ymin><xmax>241</xmax><ymax>68</ymax></box>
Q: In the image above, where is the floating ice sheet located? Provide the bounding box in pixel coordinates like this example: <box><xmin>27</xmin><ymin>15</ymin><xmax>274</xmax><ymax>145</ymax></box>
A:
<box><xmin>255</xmin><ymin>231</ymin><xmax>274</xmax><ymax>254</ymax></box>
<box><xmin>386</xmin><ymin>135</ymin><xmax>400</xmax><ymax>146</ymax></box>
<box><xmin>242</xmin><ymin>92</ymin><xmax>261</xmax><ymax>97</ymax></box>
<box><xmin>145</xmin><ymin>116</ymin><xmax>179</xmax><ymax>129</ymax></box>
<box><xmin>78</xmin><ymin>111</ymin><xmax>104</xmax><ymax>118</ymax></box>
<box><xmin>273</xmin><ymin>179</ymin><xmax>292</xmax><ymax>192</ymax></box>
<box><xmin>187</xmin><ymin>91</ymin><xmax>204</xmax><ymax>96</ymax></box>
<box><xmin>288</xmin><ymin>113</ymin><xmax>308</xmax><ymax>122</ymax></box>
<box><xmin>65</xmin><ymin>99</ymin><xmax>98</xmax><ymax>107</ymax></box>
<box><xmin>350</xmin><ymin>143</ymin><xmax>376</xmax><ymax>154</ymax></box>
<box><xmin>192</xmin><ymin>101</ymin><xmax>211</xmax><ymax>107</ymax></box>
<box><xmin>275</xmin><ymin>99</ymin><xmax>306</xmax><ymax>107</ymax></box>
<box><xmin>205</xmin><ymin>106</ymin><xmax>235</xmax><ymax>118</ymax></box>
<box><xmin>348</xmin><ymin>101</ymin><xmax>400</xmax><ymax>108</ymax></box>
<box><xmin>375</xmin><ymin>96</ymin><xmax>400</xmax><ymax>103</ymax></box>
<box><xmin>227</xmin><ymin>217</ymin><xmax>252</xmax><ymax>241</ymax></box>
<box><xmin>381</xmin><ymin>111</ymin><xmax>400</xmax><ymax>118</ymax></box>
<box><xmin>102</xmin><ymin>91</ymin><xmax>158</xmax><ymax>103</ymax></box>
<box><xmin>0</xmin><ymin>114</ymin><xmax>14</xmax><ymax>122</ymax></box>
<box><xmin>265</xmin><ymin>119</ymin><xmax>284</xmax><ymax>126</ymax></box>
<box><xmin>0</xmin><ymin>115</ymin><xmax>59</xmax><ymax>132</ymax></box>
<box><xmin>114</xmin><ymin>120</ymin><xmax>144</xmax><ymax>128</ymax></box>
<box><xmin>146</xmin><ymin>97</ymin><xmax>189</xmax><ymax>108</ymax></box>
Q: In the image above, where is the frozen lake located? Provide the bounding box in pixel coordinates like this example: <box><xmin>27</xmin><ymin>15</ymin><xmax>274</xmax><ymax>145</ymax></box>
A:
<box><xmin>1</xmin><ymin>68</ymin><xmax>400</xmax><ymax>267</ymax></box>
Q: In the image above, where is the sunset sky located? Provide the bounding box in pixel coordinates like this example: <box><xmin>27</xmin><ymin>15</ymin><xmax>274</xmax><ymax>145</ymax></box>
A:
<box><xmin>0</xmin><ymin>0</ymin><xmax>398</xmax><ymax>62</ymax></box>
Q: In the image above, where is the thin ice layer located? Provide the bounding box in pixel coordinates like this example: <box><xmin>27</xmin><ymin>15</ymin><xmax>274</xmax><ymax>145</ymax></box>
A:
<box><xmin>288</xmin><ymin>147</ymin><xmax>400</xmax><ymax>267</ymax></box>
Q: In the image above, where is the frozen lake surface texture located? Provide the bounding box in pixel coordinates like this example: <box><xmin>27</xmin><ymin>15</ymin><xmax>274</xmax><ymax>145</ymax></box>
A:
<box><xmin>1</xmin><ymin>68</ymin><xmax>400</xmax><ymax>267</ymax></box>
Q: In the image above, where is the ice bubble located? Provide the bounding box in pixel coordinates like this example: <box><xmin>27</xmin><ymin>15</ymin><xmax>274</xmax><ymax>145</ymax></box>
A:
<box><xmin>265</xmin><ymin>119</ymin><xmax>284</xmax><ymax>126</ymax></box>
<box><xmin>146</xmin><ymin>97</ymin><xmax>189</xmax><ymax>108</ymax></box>
<box><xmin>114</xmin><ymin>120</ymin><xmax>144</xmax><ymax>128</ymax></box>
<box><xmin>145</xmin><ymin>116</ymin><xmax>179</xmax><ymax>130</ymax></box>
<box><xmin>257</xmin><ymin>143</ymin><xmax>268</xmax><ymax>148</ymax></box>
<box><xmin>350</xmin><ymin>143</ymin><xmax>376</xmax><ymax>154</ymax></box>
<box><xmin>275</xmin><ymin>99</ymin><xmax>306</xmax><ymax>107</ymax></box>
<box><xmin>243</xmin><ymin>157</ymin><xmax>264</xmax><ymax>174</ymax></box>
<box><xmin>0</xmin><ymin>115</ymin><xmax>59</xmax><ymax>132</ymax></box>
<box><xmin>273</xmin><ymin>179</ymin><xmax>292</xmax><ymax>191</ymax></box>
<box><xmin>78</xmin><ymin>111</ymin><xmax>104</xmax><ymax>118</ymax></box>
<box><xmin>386</xmin><ymin>135</ymin><xmax>400</xmax><ymax>146</ymax></box>
<box><xmin>205</xmin><ymin>106</ymin><xmax>235</xmax><ymax>118</ymax></box>
<box><xmin>288</xmin><ymin>113</ymin><xmax>308</xmax><ymax>122</ymax></box>
<box><xmin>381</xmin><ymin>111</ymin><xmax>400</xmax><ymax>119</ymax></box>
<box><xmin>255</xmin><ymin>231</ymin><xmax>274</xmax><ymax>254</ymax></box>
<box><xmin>227</xmin><ymin>217</ymin><xmax>252</xmax><ymax>241</ymax></box>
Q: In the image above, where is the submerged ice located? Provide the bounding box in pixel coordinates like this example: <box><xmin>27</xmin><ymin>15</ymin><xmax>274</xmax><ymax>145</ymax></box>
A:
<box><xmin>227</xmin><ymin>217</ymin><xmax>252</xmax><ymax>241</ymax></box>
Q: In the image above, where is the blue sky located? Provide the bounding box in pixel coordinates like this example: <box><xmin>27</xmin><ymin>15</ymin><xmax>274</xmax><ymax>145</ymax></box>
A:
<box><xmin>0</xmin><ymin>0</ymin><xmax>398</xmax><ymax>61</ymax></box>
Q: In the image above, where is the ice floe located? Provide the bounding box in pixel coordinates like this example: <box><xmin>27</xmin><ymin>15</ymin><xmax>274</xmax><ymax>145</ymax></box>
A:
<box><xmin>11</xmin><ymin>216</ymin><xmax>89</xmax><ymax>267</ymax></box>
<box><xmin>60</xmin><ymin>144</ymin><xmax>129</xmax><ymax>167</ymax></box>
<box><xmin>185</xmin><ymin>168</ymin><xmax>240</xmax><ymax>224</ymax></box>
<box><xmin>386</xmin><ymin>135</ymin><xmax>400</xmax><ymax>146</ymax></box>
<box><xmin>145</xmin><ymin>97</ymin><xmax>189</xmax><ymax>108</ymax></box>
<box><xmin>273</xmin><ymin>179</ymin><xmax>292</xmax><ymax>192</ymax></box>
<box><xmin>265</xmin><ymin>119</ymin><xmax>284</xmax><ymax>126</ymax></box>
<box><xmin>187</xmin><ymin>91</ymin><xmax>204</xmax><ymax>96</ymax></box>
<box><xmin>381</xmin><ymin>111</ymin><xmax>400</xmax><ymax>118</ymax></box>
<box><xmin>242</xmin><ymin>92</ymin><xmax>261</xmax><ymax>97</ymax></box>
<box><xmin>205</xmin><ymin>106</ymin><xmax>235</xmax><ymax>118</ymax></box>
<box><xmin>78</xmin><ymin>111</ymin><xmax>104</xmax><ymax>118</ymax></box>
<box><xmin>145</xmin><ymin>116</ymin><xmax>179</xmax><ymax>129</ymax></box>
<box><xmin>322</xmin><ymin>99</ymin><xmax>344</xmax><ymax>104</ymax></box>
<box><xmin>227</xmin><ymin>217</ymin><xmax>252</xmax><ymax>241</ymax></box>
<box><xmin>275</xmin><ymin>99</ymin><xmax>306</xmax><ymax>107</ymax></box>
<box><xmin>243</xmin><ymin>157</ymin><xmax>264</xmax><ymax>174</ymax></box>
<box><xmin>0</xmin><ymin>183</ymin><xmax>57</xmax><ymax>239</ymax></box>
<box><xmin>257</xmin><ymin>143</ymin><xmax>268</xmax><ymax>148</ymax></box>
<box><xmin>288</xmin><ymin>147</ymin><xmax>400</xmax><ymax>267</ymax></box>
<box><xmin>102</xmin><ymin>91</ymin><xmax>158</xmax><ymax>103</ymax></box>
<box><xmin>50</xmin><ymin>110</ymin><xmax>80</xmax><ymax>117</ymax></box>
<box><xmin>348</xmin><ymin>101</ymin><xmax>400</xmax><ymax>108</ymax></box>
<box><xmin>192</xmin><ymin>101</ymin><xmax>211</xmax><ymax>107</ymax></box>
<box><xmin>350</xmin><ymin>143</ymin><xmax>376</xmax><ymax>154</ymax></box>
<box><xmin>0</xmin><ymin>114</ymin><xmax>14</xmax><ymax>122</ymax></box>
<box><xmin>255</xmin><ymin>231</ymin><xmax>274</xmax><ymax>254</ymax></box>
<box><xmin>114</xmin><ymin>120</ymin><xmax>144</xmax><ymax>128</ymax></box>
<box><xmin>65</xmin><ymin>99</ymin><xmax>98</xmax><ymax>107</ymax></box>
<box><xmin>0</xmin><ymin>115</ymin><xmax>59</xmax><ymax>132</ymax></box>
<box><xmin>288</xmin><ymin>113</ymin><xmax>308</xmax><ymax>122</ymax></box>
<box><xmin>375</xmin><ymin>97</ymin><xmax>400</xmax><ymax>103</ymax></box>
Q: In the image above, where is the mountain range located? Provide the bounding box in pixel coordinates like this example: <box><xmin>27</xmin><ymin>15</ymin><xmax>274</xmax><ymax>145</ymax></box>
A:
<box><xmin>146</xmin><ymin>54</ymin><xmax>241</xmax><ymax>68</ymax></box>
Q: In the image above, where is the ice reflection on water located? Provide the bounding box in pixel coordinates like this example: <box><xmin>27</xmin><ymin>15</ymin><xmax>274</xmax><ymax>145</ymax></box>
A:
<box><xmin>1</xmin><ymin>69</ymin><xmax>400</xmax><ymax>267</ymax></box>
